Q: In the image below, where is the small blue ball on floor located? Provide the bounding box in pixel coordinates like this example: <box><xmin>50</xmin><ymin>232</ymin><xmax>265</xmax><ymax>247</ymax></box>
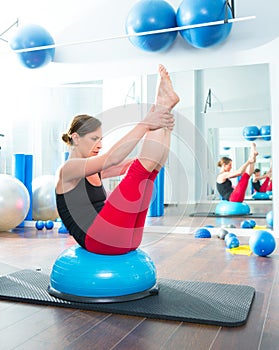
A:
<box><xmin>35</xmin><ymin>220</ymin><xmax>45</xmax><ymax>230</ymax></box>
<box><xmin>224</xmin><ymin>233</ymin><xmax>236</xmax><ymax>243</ymax></box>
<box><xmin>226</xmin><ymin>236</ymin><xmax>240</xmax><ymax>249</ymax></box>
<box><xmin>240</xmin><ymin>220</ymin><xmax>252</xmax><ymax>229</ymax></box>
<box><xmin>248</xmin><ymin>219</ymin><xmax>256</xmax><ymax>228</ymax></box>
<box><xmin>45</xmin><ymin>220</ymin><xmax>54</xmax><ymax>230</ymax></box>
<box><xmin>194</xmin><ymin>228</ymin><xmax>211</xmax><ymax>238</ymax></box>
<box><xmin>249</xmin><ymin>230</ymin><xmax>276</xmax><ymax>257</ymax></box>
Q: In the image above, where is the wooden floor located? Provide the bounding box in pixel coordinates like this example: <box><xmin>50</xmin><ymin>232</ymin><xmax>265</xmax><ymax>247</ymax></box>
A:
<box><xmin>0</xmin><ymin>207</ymin><xmax>278</xmax><ymax>350</ymax></box>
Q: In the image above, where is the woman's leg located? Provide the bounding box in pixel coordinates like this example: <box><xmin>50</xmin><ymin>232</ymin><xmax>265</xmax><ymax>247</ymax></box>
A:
<box><xmin>85</xmin><ymin>159</ymin><xmax>156</xmax><ymax>254</ymax></box>
<box><xmin>85</xmin><ymin>65</ymin><xmax>179</xmax><ymax>255</ymax></box>
<box><xmin>229</xmin><ymin>173</ymin><xmax>251</xmax><ymax>202</ymax></box>
<box><xmin>267</xmin><ymin>180</ymin><xmax>272</xmax><ymax>192</ymax></box>
<box><xmin>259</xmin><ymin>177</ymin><xmax>270</xmax><ymax>192</ymax></box>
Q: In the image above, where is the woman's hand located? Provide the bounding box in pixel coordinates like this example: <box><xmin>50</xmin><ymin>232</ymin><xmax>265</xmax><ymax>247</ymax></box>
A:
<box><xmin>141</xmin><ymin>105</ymin><xmax>175</xmax><ymax>131</ymax></box>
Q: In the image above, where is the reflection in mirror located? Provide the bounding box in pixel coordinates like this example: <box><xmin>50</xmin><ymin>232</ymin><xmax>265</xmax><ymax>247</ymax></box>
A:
<box><xmin>205</xmin><ymin>63</ymin><xmax>272</xmax><ymax>206</ymax></box>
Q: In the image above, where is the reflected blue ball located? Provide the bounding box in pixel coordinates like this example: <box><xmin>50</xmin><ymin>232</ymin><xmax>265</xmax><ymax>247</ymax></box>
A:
<box><xmin>259</xmin><ymin>125</ymin><xmax>271</xmax><ymax>141</ymax></box>
<box><xmin>266</xmin><ymin>211</ymin><xmax>273</xmax><ymax>228</ymax></box>
<box><xmin>243</xmin><ymin>126</ymin><xmax>260</xmax><ymax>141</ymax></box>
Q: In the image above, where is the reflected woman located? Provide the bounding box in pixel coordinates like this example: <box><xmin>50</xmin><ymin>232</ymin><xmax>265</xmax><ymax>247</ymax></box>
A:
<box><xmin>216</xmin><ymin>142</ymin><xmax>258</xmax><ymax>202</ymax></box>
<box><xmin>252</xmin><ymin>168</ymin><xmax>272</xmax><ymax>193</ymax></box>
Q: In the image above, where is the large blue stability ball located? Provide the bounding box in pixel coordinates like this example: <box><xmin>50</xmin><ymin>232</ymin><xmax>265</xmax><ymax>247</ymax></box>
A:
<box><xmin>176</xmin><ymin>0</ymin><xmax>233</xmax><ymax>49</ymax></box>
<box><xmin>48</xmin><ymin>245</ymin><xmax>158</xmax><ymax>303</ymax></box>
<box><xmin>215</xmin><ymin>201</ymin><xmax>250</xmax><ymax>216</ymax></box>
<box><xmin>9</xmin><ymin>24</ymin><xmax>55</xmax><ymax>69</ymax></box>
<box><xmin>125</xmin><ymin>0</ymin><xmax>177</xmax><ymax>52</ymax></box>
<box><xmin>259</xmin><ymin>125</ymin><xmax>271</xmax><ymax>141</ymax></box>
<box><xmin>249</xmin><ymin>230</ymin><xmax>276</xmax><ymax>257</ymax></box>
<box><xmin>242</xmin><ymin>126</ymin><xmax>260</xmax><ymax>141</ymax></box>
<box><xmin>252</xmin><ymin>191</ymin><xmax>270</xmax><ymax>200</ymax></box>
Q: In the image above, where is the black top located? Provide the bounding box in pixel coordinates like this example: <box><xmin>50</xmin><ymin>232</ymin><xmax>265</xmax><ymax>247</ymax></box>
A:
<box><xmin>252</xmin><ymin>180</ymin><xmax>261</xmax><ymax>192</ymax></box>
<box><xmin>216</xmin><ymin>178</ymin><xmax>234</xmax><ymax>201</ymax></box>
<box><xmin>56</xmin><ymin>175</ymin><xmax>106</xmax><ymax>248</ymax></box>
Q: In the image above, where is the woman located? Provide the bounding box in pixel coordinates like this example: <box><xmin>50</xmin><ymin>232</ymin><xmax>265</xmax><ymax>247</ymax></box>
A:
<box><xmin>56</xmin><ymin>64</ymin><xmax>180</xmax><ymax>255</ymax></box>
<box><xmin>216</xmin><ymin>143</ymin><xmax>258</xmax><ymax>202</ymax></box>
<box><xmin>252</xmin><ymin>168</ymin><xmax>272</xmax><ymax>193</ymax></box>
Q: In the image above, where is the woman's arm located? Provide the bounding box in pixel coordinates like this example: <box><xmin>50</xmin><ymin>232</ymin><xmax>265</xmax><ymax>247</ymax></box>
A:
<box><xmin>59</xmin><ymin>106</ymin><xmax>173</xmax><ymax>182</ymax></box>
<box><xmin>101</xmin><ymin>158</ymin><xmax>134</xmax><ymax>179</ymax></box>
<box><xmin>217</xmin><ymin>159</ymin><xmax>252</xmax><ymax>182</ymax></box>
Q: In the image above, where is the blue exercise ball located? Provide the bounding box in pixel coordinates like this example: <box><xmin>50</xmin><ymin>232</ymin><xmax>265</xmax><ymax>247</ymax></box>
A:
<box><xmin>259</xmin><ymin>125</ymin><xmax>271</xmax><ymax>141</ymax></box>
<box><xmin>249</xmin><ymin>230</ymin><xmax>276</xmax><ymax>257</ymax></box>
<box><xmin>242</xmin><ymin>126</ymin><xmax>260</xmax><ymax>141</ymax></box>
<box><xmin>35</xmin><ymin>220</ymin><xmax>45</xmax><ymax>230</ymax></box>
<box><xmin>252</xmin><ymin>192</ymin><xmax>270</xmax><ymax>200</ymax></box>
<box><xmin>215</xmin><ymin>201</ymin><xmax>250</xmax><ymax>216</ymax></box>
<box><xmin>226</xmin><ymin>236</ymin><xmax>239</xmax><ymax>249</ymax></box>
<box><xmin>194</xmin><ymin>227</ymin><xmax>211</xmax><ymax>238</ymax></box>
<box><xmin>224</xmin><ymin>232</ymin><xmax>236</xmax><ymax>243</ymax></box>
<box><xmin>240</xmin><ymin>220</ymin><xmax>252</xmax><ymax>229</ymax></box>
<box><xmin>266</xmin><ymin>210</ymin><xmax>273</xmax><ymax>228</ymax></box>
<box><xmin>248</xmin><ymin>219</ymin><xmax>256</xmax><ymax>228</ymax></box>
<box><xmin>176</xmin><ymin>0</ymin><xmax>233</xmax><ymax>49</ymax></box>
<box><xmin>125</xmin><ymin>0</ymin><xmax>177</xmax><ymax>52</ymax></box>
<box><xmin>9</xmin><ymin>24</ymin><xmax>55</xmax><ymax>69</ymax></box>
<box><xmin>45</xmin><ymin>220</ymin><xmax>54</xmax><ymax>230</ymax></box>
<box><xmin>48</xmin><ymin>245</ymin><xmax>157</xmax><ymax>303</ymax></box>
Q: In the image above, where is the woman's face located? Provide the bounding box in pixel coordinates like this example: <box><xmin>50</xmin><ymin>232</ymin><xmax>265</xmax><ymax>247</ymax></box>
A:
<box><xmin>76</xmin><ymin>127</ymin><xmax>103</xmax><ymax>157</ymax></box>
<box><xmin>223</xmin><ymin>161</ymin><xmax>232</xmax><ymax>172</ymax></box>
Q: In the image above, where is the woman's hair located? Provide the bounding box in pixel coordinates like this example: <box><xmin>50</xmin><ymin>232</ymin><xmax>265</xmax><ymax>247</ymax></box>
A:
<box><xmin>217</xmin><ymin>156</ymin><xmax>232</xmax><ymax>167</ymax></box>
<box><xmin>254</xmin><ymin>168</ymin><xmax>261</xmax><ymax>174</ymax></box>
<box><xmin>62</xmin><ymin>114</ymin><xmax>102</xmax><ymax>145</ymax></box>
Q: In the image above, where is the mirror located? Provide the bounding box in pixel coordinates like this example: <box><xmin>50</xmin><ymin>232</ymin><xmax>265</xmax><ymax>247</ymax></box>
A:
<box><xmin>204</xmin><ymin>63</ymin><xmax>272</xmax><ymax>202</ymax></box>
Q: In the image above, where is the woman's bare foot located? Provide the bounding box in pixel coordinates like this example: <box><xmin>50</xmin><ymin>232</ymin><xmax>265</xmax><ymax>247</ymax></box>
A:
<box><xmin>155</xmin><ymin>64</ymin><xmax>180</xmax><ymax>110</ymax></box>
<box><xmin>250</xmin><ymin>142</ymin><xmax>258</xmax><ymax>161</ymax></box>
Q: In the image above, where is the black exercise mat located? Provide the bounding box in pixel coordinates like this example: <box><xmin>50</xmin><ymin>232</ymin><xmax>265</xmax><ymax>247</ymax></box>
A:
<box><xmin>0</xmin><ymin>269</ymin><xmax>255</xmax><ymax>327</ymax></box>
<box><xmin>190</xmin><ymin>212</ymin><xmax>266</xmax><ymax>218</ymax></box>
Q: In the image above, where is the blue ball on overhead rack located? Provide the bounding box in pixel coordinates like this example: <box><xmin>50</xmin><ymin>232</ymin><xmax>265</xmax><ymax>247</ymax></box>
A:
<box><xmin>176</xmin><ymin>0</ymin><xmax>233</xmax><ymax>49</ymax></box>
<box><xmin>9</xmin><ymin>23</ymin><xmax>55</xmax><ymax>69</ymax></box>
<box><xmin>125</xmin><ymin>0</ymin><xmax>177</xmax><ymax>52</ymax></box>
<box><xmin>259</xmin><ymin>125</ymin><xmax>271</xmax><ymax>141</ymax></box>
<box><xmin>242</xmin><ymin>126</ymin><xmax>260</xmax><ymax>141</ymax></box>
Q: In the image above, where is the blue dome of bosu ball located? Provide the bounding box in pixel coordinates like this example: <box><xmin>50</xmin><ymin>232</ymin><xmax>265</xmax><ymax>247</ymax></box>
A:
<box><xmin>48</xmin><ymin>245</ymin><xmax>158</xmax><ymax>303</ymax></box>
